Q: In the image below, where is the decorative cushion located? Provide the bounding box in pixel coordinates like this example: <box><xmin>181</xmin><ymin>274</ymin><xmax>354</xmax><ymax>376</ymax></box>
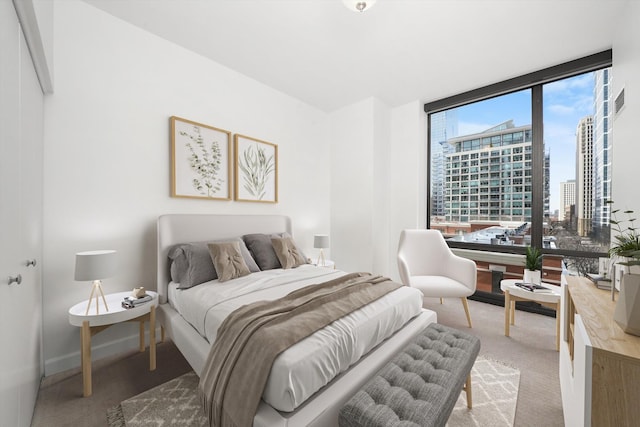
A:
<box><xmin>271</xmin><ymin>237</ymin><xmax>307</xmax><ymax>269</ymax></box>
<box><xmin>277</xmin><ymin>232</ymin><xmax>309</xmax><ymax>264</ymax></box>
<box><xmin>208</xmin><ymin>242</ymin><xmax>251</xmax><ymax>282</ymax></box>
<box><xmin>243</xmin><ymin>233</ymin><xmax>309</xmax><ymax>270</ymax></box>
<box><xmin>168</xmin><ymin>238</ymin><xmax>259</xmax><ymax>289</ymax></box>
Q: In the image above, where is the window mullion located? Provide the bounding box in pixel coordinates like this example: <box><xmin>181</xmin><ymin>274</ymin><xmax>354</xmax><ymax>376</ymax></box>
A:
<box><xmin>531</xmin><ymin>85</ymin><xmax>544</xmax><ymax>249</ymax></box>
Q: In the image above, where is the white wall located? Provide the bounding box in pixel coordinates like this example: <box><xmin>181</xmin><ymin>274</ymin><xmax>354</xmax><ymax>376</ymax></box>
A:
<box><xmin>387</xmin><ymin>100</ymin><xmax>427</xmax><ymax>281</ymax></box>
<box><xmin>371</xmin><ymin>99</ymin><xmax>392</xmax><ymax>276</ymax></box>
<box><xmin>43</xmin><ymin>0</ymin><xmax>331</xmax><ymax>375</ymax></box>
<box><xmin>328</xmin><ymin>97</ymin><xmax>426</xmax><ymax>281</ymax></box>
<box><xmin>611</xmin><ymin>0</ymin><xmax>640</xmax><ymax>215</ymax></box>
<box><xmin>329</xmin><ymin>98</ymin><xmax>377</xmax><ymax>274</ymax></box>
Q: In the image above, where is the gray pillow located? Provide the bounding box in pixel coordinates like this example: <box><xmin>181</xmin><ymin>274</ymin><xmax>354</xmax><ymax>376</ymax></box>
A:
<box><xmin>208</xmin><ymin>242</ymin><xmax>251</xmax><ymax>282</ymax></box>
<box><xmin>272</xmin><ymin>237</ymin><xmax>307</xmax><ymax>269</ymax></box>
<box><xmin>168</xmin><ymin>238</ymin><xmax>259</xmax><ymax>289</ymax></box>
<box><xmin>243</xmin><ymin>233</ymin><xmax>281</xmax><ymax>270</ymax></box>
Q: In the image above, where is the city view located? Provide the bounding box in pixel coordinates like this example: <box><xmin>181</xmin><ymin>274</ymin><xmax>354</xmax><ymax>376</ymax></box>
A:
<box><xmin>429</xmin><ymin>68</ymin><xmax>613</xmax><ymax>275</ymax></box>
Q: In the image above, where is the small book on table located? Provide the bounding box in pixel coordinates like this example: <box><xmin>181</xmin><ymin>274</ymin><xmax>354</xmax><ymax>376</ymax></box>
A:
<box><xmin>121</xmin><ymin>294</ymin><xmax>152</xmax><ymax>309</ymax></box>
<box><xmin>514</xmin><ymin>282</ymin><xmax>552</xmax><ymax>293</ymax></box>
<box><xmin>586</xmin><ymin>273</ymin><xmax>612</xmax><ymax>290</ymax></box>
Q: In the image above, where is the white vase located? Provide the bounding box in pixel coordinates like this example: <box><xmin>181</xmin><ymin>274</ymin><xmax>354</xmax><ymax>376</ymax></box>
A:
<box><xmin>614</xmin><ymin>273</ymin><xmax>640</xmax><ymax>336</ymax></box>
<box><xmin>614</xmin><ymin>259</ymin><xmax>640</xmax><ymax>291</ymax></box>
<box><xmin>523</xmin><ymin>269</ymin><xmax>541</xmax><ymax>285</ymax></box>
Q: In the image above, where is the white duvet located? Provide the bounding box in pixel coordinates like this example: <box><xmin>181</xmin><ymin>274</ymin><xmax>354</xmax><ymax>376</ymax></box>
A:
<box><xmin>168</xmin><ymin>264</ymin><xmax>423</xmax><ymax>412</ymax></box>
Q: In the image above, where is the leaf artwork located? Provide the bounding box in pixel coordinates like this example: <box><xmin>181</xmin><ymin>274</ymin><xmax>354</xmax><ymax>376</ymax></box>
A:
<box><xmin>238</xmin><ymin>143</ymin><xmax>275</xmax><ymax>200</ymax></box>
<box><xmin>179</xmin><ymin>126</ymin><xmax>223</xmax><ymax>197</ymax></box>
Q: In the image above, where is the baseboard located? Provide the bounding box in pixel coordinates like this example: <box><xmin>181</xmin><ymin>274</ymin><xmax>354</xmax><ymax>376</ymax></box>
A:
<box><xmin>44</xmin><ymin>327</ymin><xmax>162</xmax><ymax>378</ymax></box>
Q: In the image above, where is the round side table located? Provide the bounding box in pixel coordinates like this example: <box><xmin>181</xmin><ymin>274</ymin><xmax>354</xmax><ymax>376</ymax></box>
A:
<box><xmin>500</xmin><ymin>279</ymin><xmax>561</xmax><ymax>351</ymax></box>
<box><xmin>68</xmin><ymin>291</ymin><xmax>158</xmax><ymax>397</ymax></box>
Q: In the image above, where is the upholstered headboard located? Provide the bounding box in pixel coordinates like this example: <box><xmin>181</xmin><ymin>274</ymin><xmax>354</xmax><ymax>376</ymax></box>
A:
<box><xmin>156</xmin><ymin>214</ymin><xmax>292</xmax><ymax>304</ymax></box>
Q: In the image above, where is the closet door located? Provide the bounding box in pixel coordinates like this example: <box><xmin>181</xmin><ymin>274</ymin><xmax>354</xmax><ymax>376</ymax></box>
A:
<box><xmin>17</xmin><ymin>11</ymin><xmax>45</xmax><ymax>424</ymax></box>
<box><xmin>0</xmin><ymin>2</ymin><xmax>44</xmax><ymax>426</ymax></box>
<box><xmin>0</xmin><ymin>3</ymin><xmax>24</xmax><ymax>423</ymax></box>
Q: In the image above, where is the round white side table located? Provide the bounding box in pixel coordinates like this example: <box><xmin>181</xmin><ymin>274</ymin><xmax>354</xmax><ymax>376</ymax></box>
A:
<box><xmin>500</xmin><ymin>279</ymin><xmax>561</xmax><ymax>351</ymax></box>
<box><xmin>68</xmin><ymin>290</ymin><xmax>158</xmax><ymax>397</ymax></box>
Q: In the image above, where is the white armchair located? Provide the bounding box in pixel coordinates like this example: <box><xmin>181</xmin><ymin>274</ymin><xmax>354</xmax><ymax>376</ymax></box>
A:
<box><xmin>397</xmin><ymin>229</ymin><xmax>477</xmax><ymax>328</ymax></box>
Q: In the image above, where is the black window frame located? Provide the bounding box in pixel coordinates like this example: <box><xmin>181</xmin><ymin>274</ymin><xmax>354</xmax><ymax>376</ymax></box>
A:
<box><xmin>424</xmin><ymin>50</ymin><xmax>612</xmax><ymax>259</ymax></box>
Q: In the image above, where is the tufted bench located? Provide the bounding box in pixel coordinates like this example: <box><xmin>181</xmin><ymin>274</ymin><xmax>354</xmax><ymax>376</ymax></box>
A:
<box><xmin>338</xmin><ymin>323</ymin><xmax>480</xmax><ymax>427</ymax></box>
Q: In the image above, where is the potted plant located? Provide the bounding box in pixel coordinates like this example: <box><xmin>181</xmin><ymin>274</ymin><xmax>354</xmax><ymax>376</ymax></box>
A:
<box><xmin>523</xmin><ymin>246</ymin><xmax>543</xmax><ymax>284</ymax></box>
<box><xmin>608</xmin><ymin>202</ymin><xmax>640</xmax><ymax>335</ymax></box>
<box><xmin>609</xmin><ymin>202</ymin><xmax>640</xmax><ymax>269</ymax></box>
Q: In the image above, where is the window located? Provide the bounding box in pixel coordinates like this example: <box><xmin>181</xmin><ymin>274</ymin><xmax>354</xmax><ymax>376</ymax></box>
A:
<box><xmin>426</xmin><ymin>51</ymin><xmax>612</xmax><ymax>281</ymax></box>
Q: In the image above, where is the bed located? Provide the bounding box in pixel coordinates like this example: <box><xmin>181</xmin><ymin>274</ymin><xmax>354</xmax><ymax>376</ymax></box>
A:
<box><xmin>156</xmin><ymin>214</ymin><xmax>437</xmax><ymax>427</ymax></box>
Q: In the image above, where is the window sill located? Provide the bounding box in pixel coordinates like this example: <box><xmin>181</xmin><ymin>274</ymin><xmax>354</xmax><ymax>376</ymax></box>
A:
<box><xmin>452</xmin><ymin>248</ymin><xmax>525</xmax><ymax>266</ymax></box>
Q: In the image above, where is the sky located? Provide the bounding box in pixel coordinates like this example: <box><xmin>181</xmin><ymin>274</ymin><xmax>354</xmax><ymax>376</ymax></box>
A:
<box><xmin>453</xmin><ymin>72</ymin><xmax>597</xmax><ymax>213</ymax></box>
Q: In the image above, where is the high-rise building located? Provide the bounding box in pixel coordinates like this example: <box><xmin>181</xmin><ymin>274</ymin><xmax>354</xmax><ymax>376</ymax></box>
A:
<box><xmin>443</xmin><ymin>120</ymin><xmax>546</xmax><ymax>223</ymax></box>
<box><xmin>576</xmin><ymin>116</ymin><xmax>594</xmax><ymax>237</ymax></box>
<box><xmin>559</xmin><ymin>179</ymin><xmax>576</xmax><ymax>222</ymax></box>
<box><xmin>592</xmin><ymin>68</ymin><xmax>612</xmax><ymax>239</ymax></box>
<box><xmin>430</xmin><ymin>110</ymin><xmax>458</xmax><ymax>218</ymax></box>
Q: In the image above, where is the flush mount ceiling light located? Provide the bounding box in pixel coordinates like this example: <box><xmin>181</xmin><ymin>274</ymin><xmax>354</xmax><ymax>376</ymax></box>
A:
<box><xmin>343</xmin><ymin>0</ymin><xmax>377</xmax><ymax>13</ymax></box>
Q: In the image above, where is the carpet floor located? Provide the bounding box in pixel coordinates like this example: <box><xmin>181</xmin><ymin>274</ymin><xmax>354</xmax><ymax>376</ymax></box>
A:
<box><xmin>32</xmin><ymin>298</ymin><xmax>564</xmax><ymax>426</ymax></box>
<box><xmin>447</xmin><ymin>357</ymin><xmax>520</xmax><ymax>426</ymax></box>
<box><xmin>106</xmin><ymin>356</ymin><xmax>520</xmax><ymax>427</ymax></box>
<box><xmin>430</xmin><ymin>297</ymin><xmax>564</xmax><ymax>426</ymax></box>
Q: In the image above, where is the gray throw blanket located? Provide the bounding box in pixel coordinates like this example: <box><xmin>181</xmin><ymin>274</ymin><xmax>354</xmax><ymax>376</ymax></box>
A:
<box><xmin>198</xmin><ymin>272</ymin><xmax>402</xmax><ymax>427</ymax></box>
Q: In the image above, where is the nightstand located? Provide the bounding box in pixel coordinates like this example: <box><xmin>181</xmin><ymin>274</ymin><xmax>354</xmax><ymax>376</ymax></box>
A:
<box><xmin>68</xmin><ymin>291</ymin><xmax>158</xmax><ymax>397</ymax></box>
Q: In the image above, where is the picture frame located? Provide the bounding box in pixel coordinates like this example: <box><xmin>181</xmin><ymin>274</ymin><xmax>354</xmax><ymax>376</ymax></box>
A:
<box><xmin>170</xmin><ymin>116</ymin><xmax>232</xmax><ymax>200</ymax></box>
<box><xmin>234</xmin><ymin>134</ymin><xmax>278</xmax><ymax>203</ymax></box>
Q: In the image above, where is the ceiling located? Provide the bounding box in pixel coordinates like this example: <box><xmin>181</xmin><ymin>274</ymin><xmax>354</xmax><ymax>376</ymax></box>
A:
<box><xmin>82</xmin><ymin>0</ymin><xmax>627</xmax><ymax>112</ymax></box>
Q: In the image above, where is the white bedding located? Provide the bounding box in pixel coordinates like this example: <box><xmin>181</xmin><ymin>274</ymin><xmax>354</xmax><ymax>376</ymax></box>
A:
<box><xmin>168</xmin><ymin>264</ymin><xmax>423</xmax><ymax>412</ymax></box>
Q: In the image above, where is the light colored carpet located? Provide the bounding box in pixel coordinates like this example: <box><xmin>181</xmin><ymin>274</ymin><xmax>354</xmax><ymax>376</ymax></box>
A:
<box><xmin>427</xmin><ymin>297</ymin><xmax>564</xmax><ymax>426</ymax></box>
<box><xmin>32</xmin><ymin>299</ymin><xmax>561</xmax><ymax>427</ymax></box>
<box><xmin>448</xmin><ymin>357</ymin><xmax>520</xmax><ymax>426</ymax></box>
<box><xmin>107</xmin><ymin>356</ymin><xmax>519</xmax><ymax>426</ymax></box>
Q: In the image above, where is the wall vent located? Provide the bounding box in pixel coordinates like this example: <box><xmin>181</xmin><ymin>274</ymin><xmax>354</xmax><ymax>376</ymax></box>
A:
<box><xmin>615</xmin><ymin>88</ymin><xmax>625</xmax><ymax>116</ymax></box>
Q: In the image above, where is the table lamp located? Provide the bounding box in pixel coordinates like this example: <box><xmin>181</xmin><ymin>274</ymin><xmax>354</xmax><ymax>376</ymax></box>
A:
<box><xmin>75</xmin><ymin>250</ymin><xmax>117</xmax><ymax>315</ymax></box>
<box><xmin>314</xmin><ymin>234</ymin><xmax>330</xmax><ymax>267</ymax></box>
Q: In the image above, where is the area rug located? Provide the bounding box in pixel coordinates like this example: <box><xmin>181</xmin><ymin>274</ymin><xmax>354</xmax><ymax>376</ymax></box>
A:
<box><xmin>447</xmin><ymin>357</ymin><xmax>520</xmax><ymax>427</ymax></box>
<box><xmin>107</xmin><ymin>356</ymin><xmax>520</xmax><ymax>426</ymax></box>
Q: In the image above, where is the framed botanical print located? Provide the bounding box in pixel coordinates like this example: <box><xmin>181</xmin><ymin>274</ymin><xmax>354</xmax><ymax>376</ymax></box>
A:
<box><xmin>170</xmin><ymin>116</ymin><xmax>231</xmax><ymax>200</ymax></box>
<box><xmin>234</xmin><ymin>134</ymin><xmax>278</xmax><ymax>203</ymax></box>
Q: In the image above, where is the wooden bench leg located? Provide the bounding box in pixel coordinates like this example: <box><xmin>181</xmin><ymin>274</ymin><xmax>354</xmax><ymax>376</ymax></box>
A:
<box><xmin>464</xmin><ymin>373</ymin><xmax>472</xmax><ymax>409</ymax></box>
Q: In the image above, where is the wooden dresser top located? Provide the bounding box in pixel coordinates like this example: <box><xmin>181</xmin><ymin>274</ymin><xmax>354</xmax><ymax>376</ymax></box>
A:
<box><xmin>567</xmin><ymin>275</ymin><xmax>640</xmax><ymax>360</ymax></box>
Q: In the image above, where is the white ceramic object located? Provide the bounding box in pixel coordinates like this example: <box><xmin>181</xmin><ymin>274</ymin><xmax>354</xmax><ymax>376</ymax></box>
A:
<box><xmin>614</xmin><ymin>273</ymin><xmax>640</xmax><ymax>336</ymax></box>
<box><xmin>523</xmin><ymin>269</ymin><xmax>542</xmax><ymax>285</ymax></box>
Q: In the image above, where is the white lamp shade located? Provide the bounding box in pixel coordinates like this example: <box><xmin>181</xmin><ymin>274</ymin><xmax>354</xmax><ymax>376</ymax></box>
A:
<box><xmin>314</xmin><ymin>235</ymin><xmax>330</xmax><ymax>249</ymax></box>
<box><xmin>74</xmin><ymin>250</ymin><xmax>117</xmax><ymax>281</ymax></box>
